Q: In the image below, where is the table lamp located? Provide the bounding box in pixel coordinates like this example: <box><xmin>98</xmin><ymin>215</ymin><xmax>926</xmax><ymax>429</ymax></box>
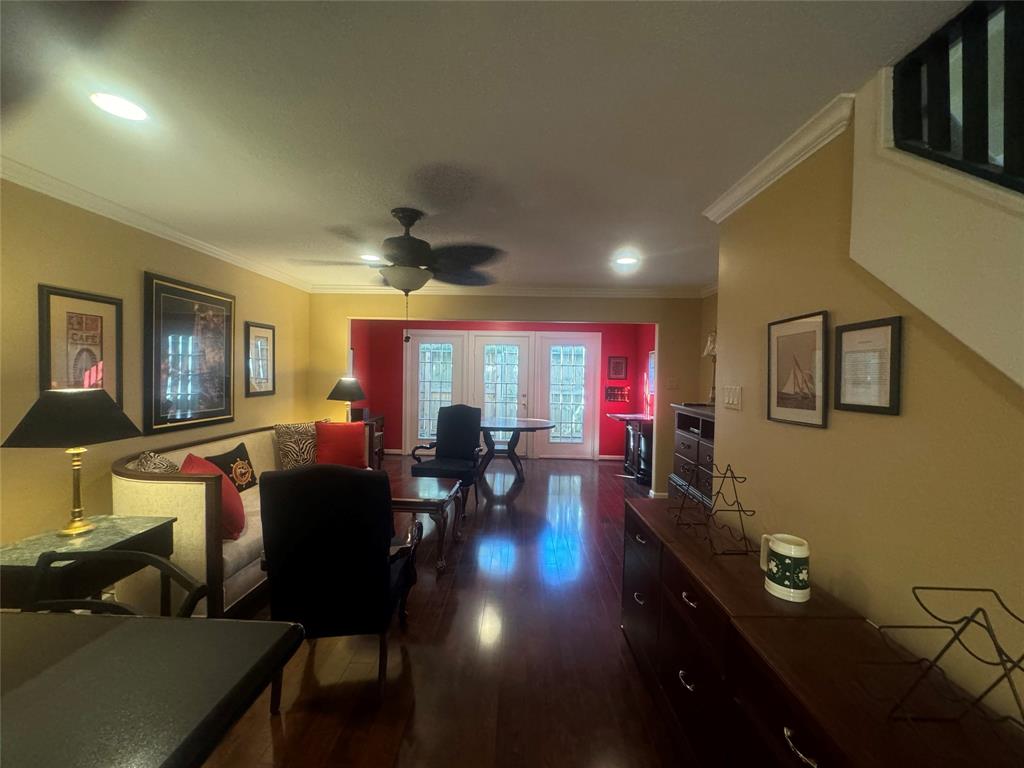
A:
<box><xmin>2</xmin><ymin>389</ymin><xmax>142</xmax><ymax>535</ymax></box>
<box><xmin>702</xmin><ymin>331</ymin><xmax>718</xmax><ymax>405</ymax></box>
<box><xmin>327</xmin><ymin>376</ymin><xmax>366</xmax><ymax>421</ymax></box>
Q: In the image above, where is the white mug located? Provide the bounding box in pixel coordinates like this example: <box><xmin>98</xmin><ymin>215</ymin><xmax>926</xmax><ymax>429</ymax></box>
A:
<box><xmin>759</xmin><ymin>533</ymin><xmax>810</xmax><ymax>603</ymax></box>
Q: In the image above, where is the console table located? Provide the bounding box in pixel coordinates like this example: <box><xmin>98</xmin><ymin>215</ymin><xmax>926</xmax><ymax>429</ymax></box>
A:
<box><xmin>0</xmin><ymin>516</ymin><xmax>176</xmax><ymax>612</ymax></box>
<box><xmin>621</xmin><ymin>497</ymin><xmax>1024</xmax><ymax>766</ymax></box>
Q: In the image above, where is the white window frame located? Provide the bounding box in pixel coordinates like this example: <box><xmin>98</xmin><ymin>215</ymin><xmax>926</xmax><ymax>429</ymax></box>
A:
<box><xmin>401</xmin><ymin>329</ymin><xmax>469</xmax><ymax>454</ymax></box>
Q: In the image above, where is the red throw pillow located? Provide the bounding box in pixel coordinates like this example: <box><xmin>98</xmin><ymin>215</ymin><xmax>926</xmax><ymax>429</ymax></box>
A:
<box><xmin>316</xmin><ymin>421</ymin><xmax>366</xmax><ymax>468</ymax></box>
<box><xmin>180</xmin><ymin>453</ymin><xmax>245</xmax><ymax>540</ymax></box>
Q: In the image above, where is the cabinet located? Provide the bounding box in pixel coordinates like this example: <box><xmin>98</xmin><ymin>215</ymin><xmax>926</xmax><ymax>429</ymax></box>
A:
<box><xmin>669</xmin><ymin>404</ymin><xmax>714</xmax><ymax>506</ymax></box>
<box><xmin>609</xmin><ymin>414</ymin><xmax>653</xmax><ymax>486</ymax></box>
<box><xmin>352</xmin><ymin>410</ymin><xmax>385</xmax><ymax>470</ymax></box>
<box><xmin>621</xmin><ymin>498</ymin><xmax>1024</xmax><ymax>767</ymax></box>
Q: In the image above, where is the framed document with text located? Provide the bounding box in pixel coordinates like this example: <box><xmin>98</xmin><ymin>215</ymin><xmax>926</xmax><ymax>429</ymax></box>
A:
<box><xmin>834</xmin><ymin>316</ymin><xmax>901</xmax><ymax>415</ymax></box>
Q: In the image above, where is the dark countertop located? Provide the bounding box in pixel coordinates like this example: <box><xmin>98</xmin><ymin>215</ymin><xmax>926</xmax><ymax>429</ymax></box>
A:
<box><xmin>670</xmin><ymin>402</ymin><xmax>715</xmax><ymax>419</ymax></box>
<box><xmin>606</xmin><ymin>413</ymin><xmax>653</xmax><ymax>422</ymax></box>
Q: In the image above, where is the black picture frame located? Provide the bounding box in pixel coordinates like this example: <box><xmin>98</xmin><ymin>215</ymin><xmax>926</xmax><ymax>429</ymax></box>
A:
<box><xmin>835</xmin><ymin>316</ymin><xmax>902</xmax><ymax>415</ymax></box>
<box><xmin>143</xmin><ymin>272</ymin><xmax>235</xmax><ymax>434</ymax></box>
<box><xmin>767</xmin><ymin>310</ymin><xmax>829</xmax><ymax>428</ymax></box>
<box><xmin>38</xmin><ymin>284</ymin><xmax>124</xmax><ymax>405</ymax></box>
<box><xmin>608</xmin><ymin>356</ymin><xmax>628</xmax><ymax>380</ymax></box>
<box><xmin>244</xmin><ymin>321</ymin><xmax>276</xmax><ymax>397</ymax></box>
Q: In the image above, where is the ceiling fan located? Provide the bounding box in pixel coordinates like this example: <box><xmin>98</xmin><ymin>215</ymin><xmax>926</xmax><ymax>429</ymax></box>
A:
<box><xmin>293</xmin><ymin>207</ymin><xmax>503</xmax><ymax>294</ymax></box>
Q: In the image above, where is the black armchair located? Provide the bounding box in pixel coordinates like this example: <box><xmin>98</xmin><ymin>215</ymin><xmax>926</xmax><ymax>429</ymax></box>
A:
<box><xmin>411</xmin><ymin>404</ymin><xmax>482</xmax><ymax>512</ymax></box>
<box><xmin>259</xmin><ymin>464</ymin><xmax>421</xmax><ymax>706</ymax></box>
<box><xmin>25</xmin><ymin>550</ymin><xmax>208</xmax><ymax>618</ymax></box>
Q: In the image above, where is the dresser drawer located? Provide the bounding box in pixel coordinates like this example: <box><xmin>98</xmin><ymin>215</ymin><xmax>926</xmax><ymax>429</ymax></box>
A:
<box><xmin>622</xmin><ymin>546</ymin><xmax>661</xmax><ymax>673</ymax></box>
<box><xmin>624</xmin><ymin>506</ymin><xmax>661</xmax><ymax>578</ymax></box>
<box><xmin>698</xmin><ymin>441</ymin><xmax>714</xmax><ymax>472</ymax></box>
<box><xmin>673</xmin><ymin>454</ymin><xmax>697</xmax><ymax>484</ymax></box>
<box><xmin>696</xmin><ymin>467</ymin><xmax>714</xmax><ymax>499</ymax></box>
<box><xmin>661</xmin><ymin>551</ymin><xmax>732</xmax><ymax>673</ymax></box>
<box><xmin>674</xmin><ymin>431</ymin><xmax>699</xmax><ymax>463</ymax></box>
<box><xmin>734</xmin><ymin>645</ymin><xmax>847</xmax><ymax>768</ymax></box>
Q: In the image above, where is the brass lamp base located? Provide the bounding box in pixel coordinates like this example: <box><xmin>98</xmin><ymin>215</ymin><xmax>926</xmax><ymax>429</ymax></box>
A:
<box><xmin>59</xmin><ymin>516</ymin><xmax>96</xmax><ymax>536</ymax></box>
<box><xmin>57</xmin><ymin>446</ymin><xmax>95</xmax><ymax>536</ymax></box>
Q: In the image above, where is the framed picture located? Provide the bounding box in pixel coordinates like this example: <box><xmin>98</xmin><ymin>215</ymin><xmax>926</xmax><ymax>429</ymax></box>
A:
<box><xmin>144</xmin><ymin>272</ymin><xmax>235</xmax><ymax>434</ymax></box>
<box><xmin>244</xmin><ymin>321</ymin><xmax>276</xmax><ymax>397</ymax></box>
<box><xmin>38</xmin><ymin>285</ymin><xmax>123</xmax><ymax>405</ymax></box>
<box><xmin>767</xmin><ymin>310</ymin><xmax>829</xmax><ymax>428</ymax></box>
<box><xmin>835</xmin><ymin>316</ymin><xmax>902</xmax><ymax>415</ymax></box>
<box><xmin>608</xmin><ymin>356</ymin><xmax>628</xmax><ymax>380</ymax></box>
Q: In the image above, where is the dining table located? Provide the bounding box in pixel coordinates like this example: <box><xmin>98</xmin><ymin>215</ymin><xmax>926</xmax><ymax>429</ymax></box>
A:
<box><xmin>1</xmin><ymin>612</ymin><xmax>303</xmax><ymax>768</ymax></box>
<box><xmin>479</xmin><ymin>417</ymin><xmax>556</xmax><ymax>482</ymax></box>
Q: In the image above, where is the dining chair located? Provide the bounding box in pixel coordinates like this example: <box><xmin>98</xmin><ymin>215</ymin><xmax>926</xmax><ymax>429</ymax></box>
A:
<box><xmin>25</xmin><ymin>550</ymin><xmax>208</xmax><ymax>618</ymax></box>
<box><xmin>411</xmin><ymin>404</ymin><xmax>482</xmax><ymax>513</ymax></box>
<box><xmin>259</xmin><ymin>464</ymin><xmax>422</xmax><ymax>710</ymax></box>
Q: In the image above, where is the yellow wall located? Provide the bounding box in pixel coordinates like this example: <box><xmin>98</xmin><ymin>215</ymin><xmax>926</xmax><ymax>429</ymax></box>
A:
<box><xmin>0</xmin><ymin>181</ymin><xmax>313</xmax><ymax>543</ymax></box>
<box><xmin>310</xmin><ymin>293</ymin><xmax>703</xmax><ymax>491</ymax></box>
<box><xmin>715</xmin><ymin>128</ymin><xmax>1024</xmax><ymax>703</ymax></box>
<box><xmin>698</xmin><ymin>292</ymin><xmax>718</xmax><ymax>401</ymax></box>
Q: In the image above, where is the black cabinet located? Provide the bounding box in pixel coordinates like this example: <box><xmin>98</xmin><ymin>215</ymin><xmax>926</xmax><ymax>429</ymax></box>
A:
<box><xmin>613</xmin><ymin>415</ymin><xmax>653</xmax><ymax>486</ymax></box>
<box><xmin>669</xmin><ymin>404</ymin><xmax>714</xmax><ymax>507</ymax></box>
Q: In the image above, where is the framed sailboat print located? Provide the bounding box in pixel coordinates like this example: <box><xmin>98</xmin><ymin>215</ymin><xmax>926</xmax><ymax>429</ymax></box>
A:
<box><xmin>767</xmin><ymin>310</ymin><xmax>828</xmax><ymax>428</ymax></box>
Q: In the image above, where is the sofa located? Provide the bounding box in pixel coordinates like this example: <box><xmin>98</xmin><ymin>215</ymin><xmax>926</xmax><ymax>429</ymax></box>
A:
<box><xmin>111</xmin><ymin>423</ymin><xmax>372</xmax><ymax>617</ymax></box>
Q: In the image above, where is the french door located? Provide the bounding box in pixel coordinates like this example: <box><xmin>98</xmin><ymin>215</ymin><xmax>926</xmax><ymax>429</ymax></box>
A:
<box><xmin>470</xmin><ymin>334</ymin><xmax>532</xmax><ymax>452</ymax></box>
<box><xmin>403</xmin><ymin>329</ymin><xmax>599</xmax><ymax>460</ymax></box>
<box><xmin>402</xmin><ymin>331</ymin><xmax>465</xmax><ymax>453</ymax></box>
<box><xmin>533</xmin><ymin>333</ymin><xmax>600</xmax><ymax>459</ymax></box>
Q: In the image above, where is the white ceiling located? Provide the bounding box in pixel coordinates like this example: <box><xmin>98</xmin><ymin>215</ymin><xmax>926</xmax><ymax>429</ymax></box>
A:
<box><xmin>1</xmin><ymin>1</ymin><xmax>963</xmax><ymax>296</ymax></box>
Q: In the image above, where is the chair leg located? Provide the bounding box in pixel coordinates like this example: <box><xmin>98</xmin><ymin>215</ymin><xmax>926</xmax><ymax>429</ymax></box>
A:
<box><xmin>378</xmin><ymin>632</ymin><xmax>389</xmax><ymax>686</ymax></box>
<box><xmin>270</xmin><ymin>668</ymin><xmax>283</xmax><ymax>715</ymax></box>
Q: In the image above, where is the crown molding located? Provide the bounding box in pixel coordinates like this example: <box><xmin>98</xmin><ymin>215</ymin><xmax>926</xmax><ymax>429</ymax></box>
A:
<box><xmin>699</xmin><ymin>282</ymin><xmax>718</xmax><ymax>298</ymax></box>
<box><xmin>309</xmin><ymin>282</ymin><xmax>705</xmax><ymax>299</ymax></box>
<box><xmin>702</xmin><ymin>93</ymin><xmax>855</xmax><ymax>224</ymax></box>
<box><xmin>0</xmin><ymin>158</ymin><xmax>313</xmax><ymax>292</ymax></box>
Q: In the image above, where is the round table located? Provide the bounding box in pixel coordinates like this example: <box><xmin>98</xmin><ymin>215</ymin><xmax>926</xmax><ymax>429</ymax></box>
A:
<box><xmin>479</xmin><ymin>417</ymin><xmax>555</xmax><ymax>483</ymax></box>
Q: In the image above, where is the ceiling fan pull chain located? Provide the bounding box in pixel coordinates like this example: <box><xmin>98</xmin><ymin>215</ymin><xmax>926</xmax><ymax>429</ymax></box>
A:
<box><xmin>403</xmin><ymin>291</ymin><xmax>411</xmax><ymax>343</ymax></box>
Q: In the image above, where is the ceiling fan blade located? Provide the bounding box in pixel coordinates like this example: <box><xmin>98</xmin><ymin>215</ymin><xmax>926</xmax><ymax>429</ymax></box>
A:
<box><xmin>431</xmin><ymin>244</ymin><xmax>503</xmax><ymax>271</ymax></box>
<box><xmin>430</xmin><ymin>269</ymin><xmax>495</xmax><ymax>287</ymax></box>
<box><xmin>289</xmin><ymin>258</ymin><xmax>372</xmax><ymax>267</ymax></box>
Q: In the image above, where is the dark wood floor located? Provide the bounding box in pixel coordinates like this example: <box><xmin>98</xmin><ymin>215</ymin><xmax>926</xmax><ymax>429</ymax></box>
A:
<box><xmin>204</xmin><ymin>457</ymin><xmax>682</xmax><ymax>768</ymax></box>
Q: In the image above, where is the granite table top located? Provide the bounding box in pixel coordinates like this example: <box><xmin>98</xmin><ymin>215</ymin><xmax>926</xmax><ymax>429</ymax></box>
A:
<box><xmin>0</xmin><ymin>516</ymin><xmax>176</xmax><ymax>568</ymax></box>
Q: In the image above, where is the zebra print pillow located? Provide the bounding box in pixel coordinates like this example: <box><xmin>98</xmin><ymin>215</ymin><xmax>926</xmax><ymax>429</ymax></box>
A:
<box><xmin>126</xmin><ymin>450</ymin><xmax>180</xmax><ymax>474</ymax></box>
<box><xmin>274</xmin><ymin>420</ymin><xmax>328</xmax><ymax>470</ymax></box>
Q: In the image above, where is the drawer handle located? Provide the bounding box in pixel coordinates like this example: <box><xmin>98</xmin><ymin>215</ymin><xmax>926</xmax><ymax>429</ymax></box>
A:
<box><xmin>680</xmin><ymin>591</ymin><xmax>698</xmax><ymax>609</ymax></box>
<box><xmin>783</xmin><ymin>727</ymin><xmax>818</xmax><ymax>768</ymax></box>
<box><xmin>677</xmin><ymin>670</ymin><xmax>696</xmax><ymax>692</ymax></box>
<box><xmin>634</xmin><ymin>533</ymin><xmax>647</xmax><ymax>545</ymax></box>
<box><xmin>633</xmin><ymin>592</ymin><xmax>645</xmax><ymax>606</ymax></box>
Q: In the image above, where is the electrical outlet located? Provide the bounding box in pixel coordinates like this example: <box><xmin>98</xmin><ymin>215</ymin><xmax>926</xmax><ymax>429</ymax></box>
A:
<box><xmin>722</xmin><ymin>385</ymin><xmax>742</xmax><ymax>410</ymax></box>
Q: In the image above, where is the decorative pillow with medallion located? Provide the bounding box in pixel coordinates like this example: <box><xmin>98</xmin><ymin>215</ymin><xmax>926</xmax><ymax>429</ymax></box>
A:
<box><xmin>204</xmin><ymin>442</ymin><xmax>257</xmax><ymax>493</ymax></box>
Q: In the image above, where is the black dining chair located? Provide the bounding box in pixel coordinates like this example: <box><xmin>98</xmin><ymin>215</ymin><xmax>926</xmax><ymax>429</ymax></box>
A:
<box><xmin>259</xmin><ymin>464</ymin><xmax>422</xmax><ymax>709</ymax></box>
<box><xmin>25</xmin><ymin>550</ymin><xmax>208</xmax><ymax>618</ymax></box>
<box><xmin>411</xmin><ymin>404</ymin><xmax>482</xmax><ymax>513</ymax></box>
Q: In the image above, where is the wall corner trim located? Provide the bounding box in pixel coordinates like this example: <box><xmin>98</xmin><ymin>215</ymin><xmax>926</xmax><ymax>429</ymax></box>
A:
<box><xmin>0</xmin><ymin>157</ymin><xmax>314</xmax><ymax>293</ymax></box>
<box><xmin>702</xmin><ymin>94</ymin><xmax>855</xmax><ymax>224</ymax></box>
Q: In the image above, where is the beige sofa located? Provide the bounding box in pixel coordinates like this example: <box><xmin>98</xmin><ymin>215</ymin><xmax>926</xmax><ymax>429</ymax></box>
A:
<box><xmin>112</xmin><ymin>424</ymin><xmax>371</xmax><ymax>616</ymax></box>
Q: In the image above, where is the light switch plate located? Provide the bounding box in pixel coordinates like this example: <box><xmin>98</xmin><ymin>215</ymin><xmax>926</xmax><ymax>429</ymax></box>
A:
<box><xmin>722</xmin><ymin>385</ymin><xmax>742</xmax><ymax>410</ymax></box>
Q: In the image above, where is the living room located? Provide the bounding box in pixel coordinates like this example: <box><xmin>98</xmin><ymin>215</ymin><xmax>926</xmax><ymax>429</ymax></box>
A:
<box><xmin>2</xmin><ymin>3</ymin><xmax>1022</xmax><ymax>767</ymax></box>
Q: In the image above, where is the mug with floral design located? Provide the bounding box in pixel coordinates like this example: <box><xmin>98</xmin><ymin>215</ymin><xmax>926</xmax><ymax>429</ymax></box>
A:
<box><xmin>759</xmin><ymin>533</ymin><xmax>810</xmax><ymax>603</ymax></box>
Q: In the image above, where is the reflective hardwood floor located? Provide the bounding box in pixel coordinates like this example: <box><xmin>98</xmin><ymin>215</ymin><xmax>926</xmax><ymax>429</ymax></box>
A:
<box><xmin>204</xmin><ymin>457</ymin><xmax>683</xmax><ymax>768</ymax></box>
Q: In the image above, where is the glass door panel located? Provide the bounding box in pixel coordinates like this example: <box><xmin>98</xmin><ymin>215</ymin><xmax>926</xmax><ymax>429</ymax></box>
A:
<box><xmin>471</xmin><ymin>334</ymin><xmax>531</xmax><ymax>451</ymax></box>
<box><xmin>534</xmin><ymin>333</ymin><xmax>600</xmax><ymax>459</ymax></box>
<box><xmin>403</xmin><ymin>332</ymin><xmax>465</xmax><ymax>452</ymax></box>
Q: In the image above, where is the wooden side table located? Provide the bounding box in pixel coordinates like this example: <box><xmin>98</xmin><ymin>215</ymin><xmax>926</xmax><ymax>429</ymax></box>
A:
<box><xmin>389</xmin><ymin>476</ymin><xmax>461</xmax><ymax>574</ymax></box>
<box><xmin>0</xmin><ymin>515</ymin><xmax>176</xmax><ymax>613</ymax></box>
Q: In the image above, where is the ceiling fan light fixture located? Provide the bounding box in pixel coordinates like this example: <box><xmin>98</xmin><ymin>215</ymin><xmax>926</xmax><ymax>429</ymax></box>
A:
<box><xmin>360</xmin><ymin>253</ymin><xmax>381</xmax><ymax>262</ymax></box>
<box><xmin>379</xmin><ymin>265</ymin><xmax>432</xmax><ymax>293</ymax></box>
<box><xmin>89</xmin><ymin>92</ymin><xmax>148</xmax><ymax>121</ymax></box>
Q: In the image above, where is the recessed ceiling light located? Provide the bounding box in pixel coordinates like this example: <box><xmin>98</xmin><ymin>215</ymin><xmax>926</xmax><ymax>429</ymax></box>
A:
<box><xmin>89</xmin><ymin>93</ymin><xmax>148</xmax><ymax>121</ymax></box>
<box><xmin>360</xmin><ymin>254</ymin><xmax>381</xmax><ymax>262</ymax></box>
<box><xmin>612</xmin><ymin>246</ymin><xmax>642</xmax><ymax>265</ymax></box>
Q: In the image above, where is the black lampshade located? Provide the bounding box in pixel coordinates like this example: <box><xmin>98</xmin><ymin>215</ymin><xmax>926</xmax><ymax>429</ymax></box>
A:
<box><xmin>326</xmin><ymin>377</ymin><xmax>366</xmax><ymax>402</ymax></box>
<box><xmin>2</xmin><ymin>389</ymin><xmax>142</xmax><ymax>448</ymax></box>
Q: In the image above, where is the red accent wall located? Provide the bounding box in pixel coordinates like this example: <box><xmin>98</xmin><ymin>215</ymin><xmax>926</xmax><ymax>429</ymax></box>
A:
<box><xmin>349</xmin><ymin>319</ymin><xmax>656</xmax><ymax>455</ymax></box>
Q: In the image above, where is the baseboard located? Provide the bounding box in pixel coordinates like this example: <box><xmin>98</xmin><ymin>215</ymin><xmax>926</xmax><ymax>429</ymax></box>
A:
<box><xmin>598</xmin><ymin>454</ymin><xmax>626</xmax><ymax>461</ymax></box>
<box><xmin>384</xmin><ymin>449</ymin><xmax>403</xmax><ymax>455</ymax></box>
<box><xmin>648</xmin><ymin>490</ymin><xmax>668</xmax><ymax>499</ymax></box>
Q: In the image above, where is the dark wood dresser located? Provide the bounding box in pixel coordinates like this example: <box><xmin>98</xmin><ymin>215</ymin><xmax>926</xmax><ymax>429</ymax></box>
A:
<box><xmin>669</xmin><ymin>403</ymin><xmax>715</xmax><ymax>506</ymax></box>
<box><xmin>621</xmin><ymin>497</ymin><xmax>1024</xmax><ymax>767</ymax></box>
